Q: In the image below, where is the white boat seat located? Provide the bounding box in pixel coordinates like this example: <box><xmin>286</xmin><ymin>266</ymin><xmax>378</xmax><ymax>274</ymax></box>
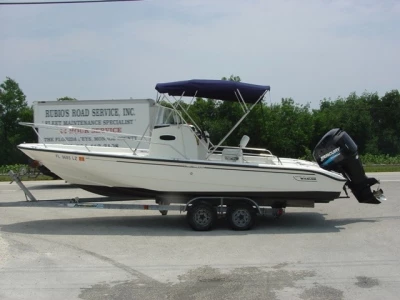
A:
<box><xmin>222</xmin><ymin>148</ymin><xmax>243</xmax><ymax>163</ymax></box>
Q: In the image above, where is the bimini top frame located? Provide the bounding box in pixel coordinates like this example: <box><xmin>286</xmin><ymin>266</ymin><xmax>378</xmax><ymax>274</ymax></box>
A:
<box><xmin>154</xmin><ymin>79</ymin><xmax>270</xmax><ymax>157</ymax></box>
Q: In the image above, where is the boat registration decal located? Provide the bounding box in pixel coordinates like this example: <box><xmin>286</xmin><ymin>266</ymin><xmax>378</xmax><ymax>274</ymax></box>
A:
<box><xmin>294</xmin><ymin>176</ymin><xmax>317</xmax><ymax>182</ymax></box>
<box><xmin>55</xmin><ymin>154</ymin><xmax>85</xmax><ymax>162</ymax></box>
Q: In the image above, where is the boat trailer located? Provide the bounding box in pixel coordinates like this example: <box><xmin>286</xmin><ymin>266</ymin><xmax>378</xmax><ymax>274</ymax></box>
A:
<box><xmin>1</xmin><ymin>171</ymin><xmax>284</xmax><ymax>231</ymax></box>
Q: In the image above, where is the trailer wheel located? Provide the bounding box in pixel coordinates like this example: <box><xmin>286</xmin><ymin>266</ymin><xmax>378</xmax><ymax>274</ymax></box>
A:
<box><xmin>187</xmin><ymin>203</ymin><xmax>217</xmax><ymax>231</ymax></box>
<box><xmin>226</xmin><ymin>204</ymin><xmax>256</xmax><ymax>231</ymax></box>
<box><xmin>159</xmin><ymin>210</ymin><xmax>168</xmax><ymax>216</ymax></box>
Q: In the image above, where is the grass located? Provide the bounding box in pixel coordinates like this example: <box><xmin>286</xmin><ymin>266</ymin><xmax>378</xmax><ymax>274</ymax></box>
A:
<box><xmin>364</xmin><ymin>165</ymin><xmax>400</xmax><ymax>173</ymax></box>
<box><xmin>361</xmin><ymin>154</ymin><xmax>400</xmax><ymax>165</ymax></box>
<box><xmin>0</xmin><ymin>174</ymin><xmax>54</xmax><ymax>182</ymax></box>
<box><xmin>0</xmin><ymin>164</ymin><xmax>55</xmax><ymax>182</ymax></box>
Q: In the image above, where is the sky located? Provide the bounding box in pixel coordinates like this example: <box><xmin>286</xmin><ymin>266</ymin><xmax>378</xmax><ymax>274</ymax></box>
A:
<box><xmin>1</xmin><ymin>0</ymin><xmax>399</xmax><ymax>108</ymax></box>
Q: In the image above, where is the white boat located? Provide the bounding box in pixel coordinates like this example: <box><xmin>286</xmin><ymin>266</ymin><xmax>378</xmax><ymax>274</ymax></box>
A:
<box><xmin>17</xmin><ymin>80</ymin><xmax>385</xmax><ymax>218</ymax></box>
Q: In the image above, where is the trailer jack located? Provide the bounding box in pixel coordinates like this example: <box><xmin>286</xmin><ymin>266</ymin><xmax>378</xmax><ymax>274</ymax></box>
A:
<box><xmin>8</xmin><ymin>170</ymin><xmax>37</xmax><ymax>202</ymax></box>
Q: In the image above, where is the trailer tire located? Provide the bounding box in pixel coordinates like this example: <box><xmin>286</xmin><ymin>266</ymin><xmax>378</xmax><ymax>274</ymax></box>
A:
<box><xmin>187</xmin><ymin>203</ymin><xmax>217</xmax><ymax>231</ymax></box>
<box><xmin>159</xmin><ymin>210</ymin><xmax>168</xmax><ymax>216</ymax></box>
<box><xmin>226</xmin><ymin>204</ymin><xmax>256</xmax><ymax>231</ymax></box>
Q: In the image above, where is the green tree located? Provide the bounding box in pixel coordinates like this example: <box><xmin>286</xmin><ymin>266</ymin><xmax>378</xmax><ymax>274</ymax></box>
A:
<box><xmin>158</xmin><ymin>75</ymin><xmax>400</xmax><ymax>158</ymax></box>
<box><xmin>221</xmin><ymin>75</ymin><xmax>241</xmax><ymax>82</ymax></box>
<box><xmin>0</xmin><ymin>77</ymin><xmax>35</xmax><ymax>165</ymax></box>
<box><xmin>372</xmin><ymin>90</ymin><xmax>400</xmax><ymax>155</ymax></box>
<box><xmin>312</xmin><ymin>92</ymin><xmax>379</xmax><ymax>155</ymax></box>
<box><xmin>262</xmin><ymin>98</ymin><xmax>314</xmax><ymax>157</ymax></box>
<box><xmin>57</xmin><ymin>96</ymin><xmax>77</xmax><ymax>101</ymax></box>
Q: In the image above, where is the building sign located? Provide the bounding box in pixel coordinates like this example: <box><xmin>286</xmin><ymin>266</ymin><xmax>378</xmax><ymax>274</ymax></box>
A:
<box><xmin>33</xmin><ymin>100</ymin><xmax>154</xmax><ymax>148</ymax></box>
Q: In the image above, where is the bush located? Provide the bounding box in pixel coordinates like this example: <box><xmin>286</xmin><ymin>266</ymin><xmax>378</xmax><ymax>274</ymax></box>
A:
<box><xmin>360</xmin><ymin>154</ymin><xmax>400</xmax><ymax>165</ymax></box>
<box><xmin>0</xmin><ymin>164</ymin><xmax>28</xmax><ymax>174</ymax></box>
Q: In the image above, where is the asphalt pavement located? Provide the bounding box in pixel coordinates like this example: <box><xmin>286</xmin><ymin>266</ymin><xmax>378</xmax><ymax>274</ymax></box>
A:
<box><xmin>0</xmin><ymin>172</ymin><xmax>399</xmax><ymax>300</ymax></box>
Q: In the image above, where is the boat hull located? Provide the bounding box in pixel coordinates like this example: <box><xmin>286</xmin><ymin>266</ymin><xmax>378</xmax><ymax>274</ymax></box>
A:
<box><xmin>18</xmin><ymin>144</ymin><xmax>346</xmax><ymax>206</ymax></box>
<box><xmin>72</xmin><ymin>183</ymin><xmax>341</xmax><ymax>207</ymax></box>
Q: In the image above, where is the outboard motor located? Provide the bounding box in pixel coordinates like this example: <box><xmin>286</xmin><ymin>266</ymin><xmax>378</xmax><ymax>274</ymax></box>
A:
<box><xmin>313</xmin><ymin>128</ymin><xmax>385</xmax><ymax>204</ymax></box>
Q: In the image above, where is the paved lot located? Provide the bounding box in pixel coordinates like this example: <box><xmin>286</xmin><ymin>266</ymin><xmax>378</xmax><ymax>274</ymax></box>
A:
<box><xmin>0</xmin><ymin>173</ymin><xmax>399</xmax><ymax>300</ymax></box>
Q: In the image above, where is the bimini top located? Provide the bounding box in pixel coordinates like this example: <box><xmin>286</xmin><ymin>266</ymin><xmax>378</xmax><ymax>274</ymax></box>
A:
<box><xmin>155</xmin><ymin>79</ymin><xmax>270</xmax><ymax>103</ymax></box>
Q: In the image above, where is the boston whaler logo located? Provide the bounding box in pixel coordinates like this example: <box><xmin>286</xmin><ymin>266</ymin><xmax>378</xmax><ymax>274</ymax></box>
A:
<box><xmin>320</xmin><ymin>147</ymin><xmax>340</xmax><ymax>162</ymax></box>
<box><xmin>294</xmin><ymin>176</ymin><xmax>317</xmax><ymax>182</ymax></box>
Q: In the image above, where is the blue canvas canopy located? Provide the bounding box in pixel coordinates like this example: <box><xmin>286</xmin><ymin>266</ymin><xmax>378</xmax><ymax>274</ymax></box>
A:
<box><xmin>155</xmin><ymin>79</ymin><xmax>270</xmax><ymax>104</ymax></box>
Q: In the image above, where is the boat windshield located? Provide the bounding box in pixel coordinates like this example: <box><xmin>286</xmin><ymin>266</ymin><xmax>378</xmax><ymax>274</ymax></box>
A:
<box><xmin>154</xmin><ymin>105</ymin><xmax>184</xmax><ymax>126</ymax></box>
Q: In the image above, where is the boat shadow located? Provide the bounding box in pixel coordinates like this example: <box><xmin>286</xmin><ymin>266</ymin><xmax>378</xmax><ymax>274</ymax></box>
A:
<box><xmin>0</xmin><ymin>212</ymin><xmax>379</xmax><ymax>236</ymax></box>
<box><xmin>25</xmin><ymin>183</ymin><xmax>78</xmax><ymax>190</ymax></box>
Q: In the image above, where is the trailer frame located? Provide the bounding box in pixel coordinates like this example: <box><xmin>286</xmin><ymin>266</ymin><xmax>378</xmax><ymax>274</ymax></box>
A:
<box><xmin>3</xmin><ymin>171</ymin><xmax>284</xmax><ymax>231</ymax></box>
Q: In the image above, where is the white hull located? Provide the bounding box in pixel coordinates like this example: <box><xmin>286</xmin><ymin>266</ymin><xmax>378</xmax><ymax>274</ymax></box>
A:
<box><xmin>19</xmin><ymin>143</ymin><xmax>346</xmax><ymax>204</ymax></box>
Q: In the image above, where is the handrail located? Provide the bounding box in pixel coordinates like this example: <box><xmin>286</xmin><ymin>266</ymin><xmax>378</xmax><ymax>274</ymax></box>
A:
<box><xmin>19</xmin><ymin>122</ymin><xmax>151</xmax><ymax>140</ymax></box>
<box><xmin>19</xmin><ymin>122</ymin><xmax>151</xmax><ymax>154</ymax></box>
<box><xmin>208</xmin><ymin>145</ymin><xmax>284</xmax><ymax>165</ymax></box>
<box><xmin>209</xmin><ymin>145</ymin><xmax>274</xmax><ymax>156</ymax></box>
<box><xmin>19</xmin><ymin>122</ymin><xmax>189</xmax><ymax>159</ymax></box>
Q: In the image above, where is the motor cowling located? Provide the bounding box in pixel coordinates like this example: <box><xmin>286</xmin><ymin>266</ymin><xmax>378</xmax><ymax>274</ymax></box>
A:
<box><xmin>313</xmin><ymin>128</ymin><xmax>385</xmax><ymax>204</ymax></box>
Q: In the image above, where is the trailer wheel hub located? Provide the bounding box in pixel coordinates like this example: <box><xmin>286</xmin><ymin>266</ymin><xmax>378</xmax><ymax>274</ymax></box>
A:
<box><xmin>231</xmin><ymin>209</ymin><xmax>251</xmax><ymax>227</ymax></box>
<box><xmin>194</xmin><ymin>208</ymin><xmax>212</xmax><ymax>226</ymax></box>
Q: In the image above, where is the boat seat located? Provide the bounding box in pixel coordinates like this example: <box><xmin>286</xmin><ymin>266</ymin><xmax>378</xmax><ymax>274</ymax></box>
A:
<box><xmin>222</xmin><ymin>148</ymin><xmax>243</xmax><ymax>163</ymax></box>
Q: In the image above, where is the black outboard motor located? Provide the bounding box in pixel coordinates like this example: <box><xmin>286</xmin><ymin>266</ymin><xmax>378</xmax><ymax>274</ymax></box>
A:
<box><xmin>313</xmin><ymin>128</ymin><xmax>385</xmax><ymax>204</ymax></box>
